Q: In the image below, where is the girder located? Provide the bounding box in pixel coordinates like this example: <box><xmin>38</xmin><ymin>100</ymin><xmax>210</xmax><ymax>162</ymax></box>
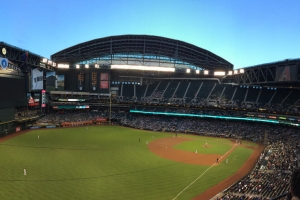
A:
<box><xmin>51</xmin><ymin>35</ymin><xmax>233</xmax><ymax>71</ymax></box>
<box><xmin>231</xmin><ymin>59</ymin><xmax>300</xmax><ymax>85</ymax></box>
<box><xmin>0</xmin><ymin>42</ymin><xmax>41</xmax><ymax>67</ymax></box>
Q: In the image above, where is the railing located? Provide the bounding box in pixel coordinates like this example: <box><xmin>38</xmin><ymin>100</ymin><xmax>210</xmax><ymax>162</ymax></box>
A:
<box><xmin>270</xmin><ymin>191</ymin><xmax>289</xmax><ymax>200</ymax></box>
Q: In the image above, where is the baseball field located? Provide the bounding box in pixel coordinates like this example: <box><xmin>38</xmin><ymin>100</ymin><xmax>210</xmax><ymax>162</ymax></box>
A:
<box><xmin>0</xmin><ymin>126</ymin><xmax>262</xmax><ymax>200</ymax></box>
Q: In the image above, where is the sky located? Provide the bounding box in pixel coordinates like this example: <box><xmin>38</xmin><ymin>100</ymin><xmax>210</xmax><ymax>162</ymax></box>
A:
<box><xmin>2</xmin><ymin>0</ymin><xmax>300</xmax><ymax>69</ymax></box>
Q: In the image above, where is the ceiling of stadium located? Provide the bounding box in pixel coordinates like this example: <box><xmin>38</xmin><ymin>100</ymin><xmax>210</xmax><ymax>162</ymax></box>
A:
<box><xmin>51</xmin><ymin>35</ymin><xmax>233</xmax><ymax>71</ymax></box>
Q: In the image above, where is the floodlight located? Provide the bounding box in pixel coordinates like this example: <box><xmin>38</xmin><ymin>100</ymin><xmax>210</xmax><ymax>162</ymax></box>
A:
<box><xmin>214</xmin><ymin>71</ymin><xmax>225</xmax><ymax>76</ymax></box>
<box><xmin>228</xmin><ymin>71</ymin><xmax>233</xmax><ymax>75</ymax></box>
<box><xmin>42</xmin><ymin>58</ymin><xmax>47</xmax><ymax>63</ymax></box>
<box><xmin>57</xmin><ymin>64</ymin><xmax>69</xmax><ymax>69</ymax></box>
<box><xmin>240</xmin><ymin>69</ymin><xmax>245</xmax><ymax>73</ymax></box>
<box><xmin>111</xmin><ymin>65</ymin><xmax>175</xmax><ymax>72</ymax></box>
<box><xmin>53</xmin><ymin>62</ymin><xmax>56</xmax><ymax>67</ymax></box>
<box><xmin>48</xmin><ymin>60</ymin><xmax>52</xmax><ymax>65</ymax></box>
<box><xmin>204</xmin><ymin>70</ymin><xmax>209</xmax><ymax>75</ymax></box>
<box><xmin>234</xmin><ymin>70</ymin><xmax>238</xmax><ymax>74</ymax></box>
<box><xmin>76</xmin><ymin>65</ymin><xmax>80</xmax><ymax>69</ymax></box>
<box><xmin>95</xmin><ymin>64</ymin><xmax>99</xmax><ymax>68</ymax></box>
<box><xmin>196</xmin><ymin>69</ymin><xmax>200</xmax><ymax>74</ymax></box>
<box><xmin>85</xmin><ymin>64</ymin><xmax>89</xmax><ymax>68</ymax></box>
<box><xmin>186</xmin><ymin>69</ymin><xmax>190</xmax><ymax>73</ymax></box>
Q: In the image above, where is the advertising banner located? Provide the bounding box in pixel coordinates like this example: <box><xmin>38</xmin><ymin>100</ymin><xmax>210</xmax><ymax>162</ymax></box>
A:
<box><xmin>31</xmin><ymin>68</ymin><xmax>43</xmax><ymax>90</ymax></box>
<box><xmin>275</xmin><ymin>65</ymin><xmax>297</xmax><ymax>81</ymax></box>
<box><xmin>100</xmin><ymin>81</ymin><xmax>108</xmax><ymax>89</ymax></box>
<box><xmin>46</xmin><ymin>72</ymin><xmax>56</xmax><ymax>91</ymax></box>
<box><xmin>100</xmin><ymin>73</ymin><xmax>109</xmax><ymax>81</ymax></box>
<box><xmin>41</xmin><ymin>90</ymin><xmax>46</xmax><ymax>107</ymax></box>
<box><xmin>91</xmin><ymin>71</ymin><xmax>97</xmax><ymax>90</ymax></box>
<box><xmin>78</xmin><ymin>72</ymin><xmax>84</xmax><ymax>91</ymax></box>
<box><xmin>16</xmin><ymin>126</ymin><xmax>21</xmax><ymax>132</ymax></box>
<box><xmin>56</xmin><ymin>75</ymin><xmax>65</xmax><ymax>91</ymax></box>
<box><xmin>0</xmin><ymin>57</ymin><xmax>8</xmax><ymax>70</ymax></box>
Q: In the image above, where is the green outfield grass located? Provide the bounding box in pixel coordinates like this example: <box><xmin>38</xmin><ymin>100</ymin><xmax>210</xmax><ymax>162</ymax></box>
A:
<box><xmin>240</xmin><ymin>140</ymin><xmax>259</xmax><ymax>148</ymax></box>
<box><xmin>0</xmin><ymin>126</ymin><xmax>254</xmax><ymax>200</ymax></box>
<box><xmin>173</xmin><ymin>136</ymin><xmax>233</xmax><ymax>154</ymax></box>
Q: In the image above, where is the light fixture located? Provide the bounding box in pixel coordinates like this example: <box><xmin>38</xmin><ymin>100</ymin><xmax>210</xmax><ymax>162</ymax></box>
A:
<box><xmin>214</xmin><ymin>71</ymin><xmax>225</xmax><ymax>76</ymax></box>
<box><xmin>111</xmin><ymin>65</ymin><xmax>175</xmax><ymax>72</ymax></box>
<box><xmin>57</xmin><ymin>64</ymin><xmax>69</xmax><ymax>69</ymax></box>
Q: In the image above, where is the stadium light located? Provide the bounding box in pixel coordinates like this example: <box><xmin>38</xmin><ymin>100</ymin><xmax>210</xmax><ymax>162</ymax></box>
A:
<box><xmin>240</xmin><ymin>69</ymin><xmax>245</xmax><ymax>73</ymax></box>
<box><xmin>42</xmin><ymin>58</ymin><xmax>47</xmax><ymax>63</ymax></box>
<box><xmin>204</xmin><ymin>70</ymin><xmax>209</xmax><ymax>75</ymax></box>
<box><xmin>52</xmin><ymin>62</ymin><xmax>56</xmax><ymax>67</ymax></box>
<box><xmin>57</xmin><ymin>64</ymin><xmax>69</xmax><ymax>69</ymax></box>
<box><xmin>196</xmin><ymin>69</ymin><xmax>200</xmax><ymax>74</ymax></box>
<box><xmin>186</xmin><ymin>69</ymin><xmax>190</xmax><ymax>73</ymax></box>
<box><xmin>111</xmin><ymin>65</ymin><xmax>175</xmax><ymax>72</ymax></box>
<box><xmin>95</xmin><ymin>64</ymin><xmax>99</xmax><ymax>68</ymax></box>
<box><xmin>85</xmin><ymin>64</ymin><xmax>89</xmax><ymax>68</ymax></box>
<box><xmin>214</xmin><ymin>71</ymin><xmax>225</xmax><ymax>76</ymax></box>
<box><xmin>48</xmin><ymin>60</ymin><xmax>53</xmax><ymax>65</ymax></box>
<box><xmin>228</xmin><ymin>71</ymin><xmax>233</xmax><ymax>75</ymax></box>
<box><xmin>234</xmin><ymin>70</ymin><xmax>238</xmax><ymax>74</ymax></box>
<box><xmin>76</xmin><ymin>64</ymin><xmax>80</xmax><ymax>69</ymax></box>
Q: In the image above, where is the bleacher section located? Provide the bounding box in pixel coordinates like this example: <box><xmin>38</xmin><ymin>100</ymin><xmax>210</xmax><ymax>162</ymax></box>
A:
<box><xmin>122</xmin><ymin>84</ymin><xmax>134</xmax><ymax>98</ymax></box>
<box><xmin>257</xmin><ymin>89</ymin><xmax>274</xmax><ymax>105</ymax></box>
<box><xmin>197</xmin><ymin>80</ymin><xmax>217</xmax><ymax>100</ymax></box>
<box><xmin>174</xmin><ymin>81</ymin><xmax>189</xmax><ymax>98</ymax></box>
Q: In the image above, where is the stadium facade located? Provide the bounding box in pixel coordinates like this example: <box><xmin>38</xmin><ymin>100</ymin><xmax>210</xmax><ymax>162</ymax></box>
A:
<box><xmin>0</xmin><ymin>34</ymin><xmax>300</xmax><ymax>133</ymax></box>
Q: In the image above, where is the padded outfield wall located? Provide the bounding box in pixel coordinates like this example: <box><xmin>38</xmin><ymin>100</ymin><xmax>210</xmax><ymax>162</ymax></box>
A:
<box><xmin>0</xmin><ymin>76</ymin><xmax>26</xmax><ymax>136</ymax></box>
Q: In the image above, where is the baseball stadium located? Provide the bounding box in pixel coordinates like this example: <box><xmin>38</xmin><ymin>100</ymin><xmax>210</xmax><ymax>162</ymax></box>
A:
<box><xmin>0</xmin><ymin>35</ymin><xmax>300</xmax><ymax>200</ymax></box>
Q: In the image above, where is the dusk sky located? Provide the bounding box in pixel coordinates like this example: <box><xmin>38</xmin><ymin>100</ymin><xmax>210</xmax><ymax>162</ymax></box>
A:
<box><xmin>2</xmin><ymin>0</ymin><xmax>300</xmax><ymax>69</ymax></box>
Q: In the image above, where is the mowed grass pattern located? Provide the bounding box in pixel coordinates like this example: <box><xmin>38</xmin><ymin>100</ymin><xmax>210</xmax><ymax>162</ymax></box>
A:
<box><xmin>173</xmin><ymin>136</ymin><xmax>232</xmax><ymax>154</ymax></box>
<box><xmin>0</xmin><ymin>126</ymin><xmax>254</xmax><ymax>200</ymax></box>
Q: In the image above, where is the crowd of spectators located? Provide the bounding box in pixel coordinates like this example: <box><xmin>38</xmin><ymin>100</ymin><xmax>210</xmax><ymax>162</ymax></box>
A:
<box><xmin>216</xmin><ymin>127</ymin><xmax>299</xmax><ymax>199</ymax></box>
<box><xmin>118</xmin><ymin>114</ymin><xmax>300</xmax><ymax>200</ymax></box>
<box><xmin>15</xmin><ymin>107</ymin><xmax>41</xmax><ymax>120</ymax></box>
<box><xmin>34</xmin><ymin>111</ymin><xmax>92</xmax><ymax>125</ymax></box>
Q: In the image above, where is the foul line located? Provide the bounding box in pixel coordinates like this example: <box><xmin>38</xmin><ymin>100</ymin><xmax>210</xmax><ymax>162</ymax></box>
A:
<box><xmin>172</xmin><ymin>144</ymin><xmax>237</xmax><ymax>200</ymax></box>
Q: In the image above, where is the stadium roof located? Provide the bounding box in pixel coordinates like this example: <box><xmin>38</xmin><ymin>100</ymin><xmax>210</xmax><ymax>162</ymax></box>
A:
<box><xmin>51</xmin><ymin>35</ymin><xmax>233</xmax><ymax>71</ymax></box>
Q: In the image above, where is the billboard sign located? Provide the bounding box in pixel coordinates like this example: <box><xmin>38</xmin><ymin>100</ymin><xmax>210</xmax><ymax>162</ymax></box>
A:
<box><xmin>31</xmin><ymin>68</ymin><xmax>43</xmax><ymax>90</ymax></box>
<box><xmin>100</xmin><ymin>73</ymin><xmax>109</xmax><ymax>81</ymax></box>
<box><xmin>0</xmin><ymin>57</ymin><xmax>8</xmax><ymax>70</ymax></box>
<box><xmin>100</xmin><ymin>81</ymin><xmax>108</xmax><ymax>89</ymax></box>
<box><xmin>56</xmin><ymin>75</ymin><xmax>65</xmax><ymax>91</ymax></box>
<box><xmin>41</xmin><ymin>90</ymin><xmax>46</xmax><ymax>107</ymax></box>
<box><xmin>46</xmin><ymin>72</ymin><xmax>56</xmax><ymax>91</ymax></box>
<box><xmin>78</xmin><ymin>72</ymin><xmax>84</xmax><ymax>90</ymax></box>
<box><xmin>276</xmin><ymin>65</ymin><xmax>297</xmax><ymax>82</ymax></box>
<box><xmin>91</xmin><ymin>71</ymin><xmax>97</xmax><ymax>90</ymax></box>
